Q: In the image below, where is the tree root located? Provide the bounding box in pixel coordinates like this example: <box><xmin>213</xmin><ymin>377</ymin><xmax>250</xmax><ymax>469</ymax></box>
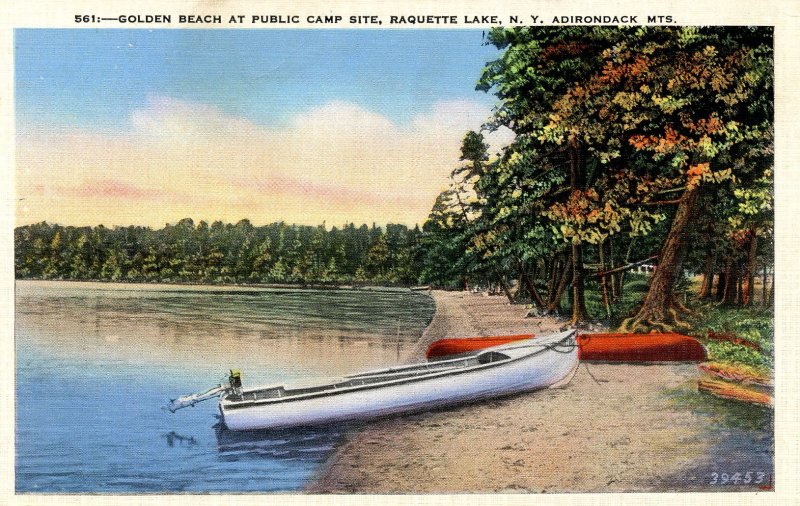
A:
<box><xmin>672</xmin><ymin>297</ymin><xmax>696</xmax><ymax>316</ymax></box>
<box><xmin>619</xmin><ymin>303</ymin><xmax>692</xmax><ymax>334</ymax></box>
<box><xmin>619</xmin><ymin>317</ymin><xmax>675</xmax><ymax>334</ymax></box>
<box><xmin>667</xmin><ymin>307</ymin><xmax>692</xmax><ymax>330</ymax></box>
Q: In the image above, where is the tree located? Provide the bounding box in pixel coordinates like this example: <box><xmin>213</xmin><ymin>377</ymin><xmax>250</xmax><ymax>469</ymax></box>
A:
<box><xmin>477</xmin><ymin>27</ymin><xmax>624</xmax><ymax>324</ymax></box>
<box><xmin>477</xmin><ymin>26</ymin><xmax>773</xmax><ymax>330</ymax></box>
<box><xmin>366</xmin><ymin>233</ymin><xmax>390</xmax><ymax>279</ymax></box>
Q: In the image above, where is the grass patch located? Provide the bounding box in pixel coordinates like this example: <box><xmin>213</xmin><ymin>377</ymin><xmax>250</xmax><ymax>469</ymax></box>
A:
<box><xmin>665</xmin><ymin>385</ymin><xmax>773</xmax><ymax>432</ymax></box>
<box><xmin>703</xmin><ymin>342</ymin><xmax>771</xmax><ymax>371</ymax></box>
<box><xmin>685</xmin><ymin>302</ymin><xmax>773</xmax><ymax>373</ymax></box>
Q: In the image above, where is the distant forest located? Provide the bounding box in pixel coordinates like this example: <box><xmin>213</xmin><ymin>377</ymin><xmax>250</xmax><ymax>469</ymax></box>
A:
<box><xmin>14</xmin><ymin>219</ymin><xmax>426</xmax><ymax>286</ymax></box>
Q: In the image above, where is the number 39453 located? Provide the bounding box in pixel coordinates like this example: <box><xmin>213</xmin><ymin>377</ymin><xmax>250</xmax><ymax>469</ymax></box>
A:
<box><xmin>709</xmin><ymin>471</ymin><xmax>769</xmax><ymax>485</ymax></box>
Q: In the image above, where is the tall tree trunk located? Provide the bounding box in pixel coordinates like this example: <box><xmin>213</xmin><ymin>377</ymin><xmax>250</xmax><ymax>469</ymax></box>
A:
<box><xmin>762</xmin><ymin>265</ymin><xmax>768</xmax><ymax>307</ymax></box>
<box><xmin>598</xmin><ymin>240</ymin><xmax>612</xmax><ymax>319</ymax></box>
<box><xmin>598</xmin><ymin>239</ymin><xmax>607</xmax><ymax>276</ymax></box>
<box><xmin>543</xmin><ymin>257</ymin><xmax>552</xmax><ymax>293</ymax></box>
<box><xmin>514</xmin><ymin>270</ymin><xmax>526</xmax><ymax>300</ymax></box>
<box><xmin>519</xmin><ymin>260</ymin><xmax>546</xmax><ymax>309</ymax></box>
<box><xmin>546</xmin><ymin>255</ymin><xmax>560</xmax><ymax>303</ymax></box>
<box><xmin>546</xmin><ymin>254</ymin><xmax>572</xmax><ymax>314</ymax></box>
<box><xmin>736</xmin><ymin>260</ymin><xmax>744</xmax><ymax>306</ymax></box>
<box><xmin>768</xmin><ymin>269</ymin><xmax>774</xmax><ymax>307</ymax></box>
<box><xmin>698</xmin><ymin>247</ymin><xmax>715</xmax><ymax>299</ymax></box>
<box><xmin>741</xmin><ymin>231</ymin><xmax>758</xmax><ymax>306</ymax></box>
<box><xmin>716</xmin><ymin>268</ymin><xmax>727</xmax><ymax>301</ymax></box>
<box><xmin>608</xmin><ymin>239</ymin><xmax>618</xmax><ymax>301</ymax></box>
<box><xmin>571</xmin><ymin>241</ymin><xmax>589</xmax><ymax>325</ymax></box>
<box><xmin>497</xmin><ymin>273</ymin><xmax>514</xmax><ymax>303</ymax></box>
<box><xmin>617</xmin><ymin>238</ymin><xmax>635</xmax><ymax>303</ymax></box>
<box><xmin>736</xmin><ymin>261</ymin><xmax>744</xmax><ymax>305</ymax></box>
<box><xmin>568</xmin><ymin>137</ymin><xmax>588</xmax><ymax>326</ymax></box>
<box><xmin>621</xmin><ymin>186</ymin><xmax>700</xmax><ymax>332</ymax></box>
<box><xmin>723</xmin><ymin>254</ymin><xmax>738</xmax><ymax>305</ymax></box>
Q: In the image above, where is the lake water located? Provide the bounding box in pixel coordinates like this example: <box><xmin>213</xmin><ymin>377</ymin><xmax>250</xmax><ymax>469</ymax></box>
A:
<box><xmin>15</xmin><ymin>281</ymin><xmax>435</xmax><ymax>493</ymax></box>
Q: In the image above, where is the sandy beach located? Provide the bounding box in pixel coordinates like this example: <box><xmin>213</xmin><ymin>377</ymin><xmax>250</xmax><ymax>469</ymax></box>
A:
<box><xmin>309</xmin><ymin>290</ymin><xmax>772</xmax><ymax>493</ymax></box>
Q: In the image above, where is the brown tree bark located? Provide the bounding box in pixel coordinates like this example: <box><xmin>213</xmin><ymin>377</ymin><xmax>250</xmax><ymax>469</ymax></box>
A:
<box><xmin>715</xmin><ymin>269</ymin><xmax>727</xmax><ymax>301</ymax></box>
<box><xmin>608</xmin><ymin>239</ymin><xmax>618</xmax><ymax>301</ymax></box>
<box><xmin>722</xmin><ymin>256</ymin><xmax>738</xmax><ymax>305</ymax></box>
<box><xmin>741</xmin><ymin>231</ymin><xmax>758</xmax><ymax>306</ymax></box>
<box><xmin>620</xmin><ymin>185</ymin><xmax>700</xmax><ymax>332</ymax></box>
<box><xmin>497</xmin><ymin>274</ymin><xmax>514</xmax><ymax>303</ymax></box>
<box><xmin>768</xmin><ymin>270</ymin><xmax>774</xmax><ymax>307</ymax></box>
<box><xmin>546</xmin><ymin>254</ymin><xmax>572</xmax><ymax>314</ymax></box>
<box><xmin>736</xmin><ymin>262</ymin><xmax>743</xmax><ymax>305</ymax></box>
<box><xmin>616</xmin><ymin>238</ymin><xmax>636</xmax><ymax>303</ymax></box>
<box><xmin>698</xmin><ymin>248</ymin><xmax>715</xmax><ymax>299</ymax></box>
<box><xmin>598</xmin><ymin>240</ymin><xmax>612</xmax><ymax>319</ymax></box>
<box><xmin>571</xmin><ymin>241</ymin><xmax>589</xmax><ymax>325</ymax></box>
<box><xmin>568</xmin><ymin>137</ymin><xmax>589</xmax><ymax>326</ymax></box>
<box><xmin>546</xmin><ymin>255</ymin><xmax>560</xmax><ymax>303</ymax></box>
<box><xmin>514</xmin><ymin>270</ymin><xmax>525</xmax><ymax>300</ymax></box>
<box><xmin>519</xmin><ymin>261</ymin><xmax>546</xmax><ymax>309</ymax></box>
<box><xmin>762</xmin><ymin>266</ymin><xmax>768</xmax><ymax>307</ymax></box>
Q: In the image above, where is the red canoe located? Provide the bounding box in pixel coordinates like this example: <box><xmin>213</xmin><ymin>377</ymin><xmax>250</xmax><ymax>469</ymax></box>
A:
<box><xmin>425</xmin><ymin>332</ymin><xmax>706</xmax><ymax>362</ymax></box>
<box><xmin>425</xmin><ymin>333</ymin><xmax>534</xmax><ymax>360</ymax></box>
<box><xmin>577</xmin><ymin>333</ymin><xmax>706</xmax><ymax>362</ymax></box>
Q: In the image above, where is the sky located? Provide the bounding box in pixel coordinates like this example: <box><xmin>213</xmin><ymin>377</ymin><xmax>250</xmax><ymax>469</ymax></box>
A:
<box><xmin>15</xmin><ymin>29</ymin><xmax>512</xmax><ymax>228</ymax></box>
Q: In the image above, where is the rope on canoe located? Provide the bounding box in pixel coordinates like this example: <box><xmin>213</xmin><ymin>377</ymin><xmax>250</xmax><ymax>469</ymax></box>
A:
<box><xmin>497</xmin><ymin>333</ymin><xmax>579</xmax><ymax>355</ymax></box>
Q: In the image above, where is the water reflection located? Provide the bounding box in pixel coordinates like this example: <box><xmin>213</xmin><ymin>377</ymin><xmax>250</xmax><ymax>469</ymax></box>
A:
<box><xmin>162</xmin><ymin>431</ymin><xmax>198</xmax><ymax>447</ymax></box>
<box><xmin>16</xmin><ymin>281</ymin><xmax>434</xmax><ymax>381</ymax></box>
<box><xmin>214</xmin><ymin>423</ymin><xmax>347</xmax><ymax>464</ymax></box>
<box><xmin>16</xmin><ymin>281</ymin><xmax>434</xmax><ymax>492</ymax></box>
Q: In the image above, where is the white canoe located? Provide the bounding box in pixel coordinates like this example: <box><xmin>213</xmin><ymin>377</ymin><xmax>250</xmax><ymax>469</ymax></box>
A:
<box><xmin>219</xmin><ymin>329</ymin><xmax>578</xmax><ymax>431</ymax></box>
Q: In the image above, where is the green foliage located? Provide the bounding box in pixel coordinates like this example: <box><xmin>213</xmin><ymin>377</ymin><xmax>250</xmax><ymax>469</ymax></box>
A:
<box><xmin>581</xmin><ymin>274</ymin><xmax>653</xmax><ymax>324</ymax></box>
<box><xmin>15</xmin><ymin>220</ymin><xmax>423</xmax><ymax>287</ymax></box>
<box><xmin>686</xmin><ymin>303</ymin><xmax>773</xmax><ymax>371</ymax></box>
<box><xmin>455</xmin><ymin>130</ymin><xmax>490</xmax><ymax>179</ymax></box>
<box><xmin>704</xmin><ymin>341</ymin><xmax>771</xmax><ymax>370</ymax></box>
<box><xmin>623</xmin><ymin>276</ymin><xmax>650</xmax><ymax>293</ymax></box>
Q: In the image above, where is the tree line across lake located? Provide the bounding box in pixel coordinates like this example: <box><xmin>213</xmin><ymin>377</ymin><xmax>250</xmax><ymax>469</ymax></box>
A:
<box><xmin>15</xmin><ymin>219</ymin><xmax>425</xmax><ymax>287</ymax></box>
<box><xmin>15</xmin><ymin>27</ymin><xmax>773</xmax><ymax>333</ymax></box>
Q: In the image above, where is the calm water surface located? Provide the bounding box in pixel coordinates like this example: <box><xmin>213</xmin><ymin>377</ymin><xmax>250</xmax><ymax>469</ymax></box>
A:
<box><xmin>15</xmin><ymin>281</ymin><xmax>435</xmax><ymax>493</ymax></box>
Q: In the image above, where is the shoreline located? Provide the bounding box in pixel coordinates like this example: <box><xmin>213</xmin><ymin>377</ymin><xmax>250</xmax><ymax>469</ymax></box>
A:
<box><xmin>308</xmin><ymin>290</ymin><xmax>773</xmax><ymax>493</ymax></box>
<box><xmin>13</xmin><ymin>278</ymin><xmax>422</xmax><ymax>293</ymax></box>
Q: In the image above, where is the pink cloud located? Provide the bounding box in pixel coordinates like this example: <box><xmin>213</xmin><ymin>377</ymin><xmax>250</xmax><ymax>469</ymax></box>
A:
<box><xmin>67</xmin><ymin>179</ymin><xmax>166</xmax><ymax>200</ymax></box>
<box><xmin>232</xmin><ymin>174</ymin><xmax>427</xmax><ymax>207</ymax></box>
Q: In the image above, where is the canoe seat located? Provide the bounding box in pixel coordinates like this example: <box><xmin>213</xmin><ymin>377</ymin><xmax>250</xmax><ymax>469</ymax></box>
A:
<box><xmin>477</xmin><ymin>351</ymin><xmax>510</xmax><ymax>364</ymax></box>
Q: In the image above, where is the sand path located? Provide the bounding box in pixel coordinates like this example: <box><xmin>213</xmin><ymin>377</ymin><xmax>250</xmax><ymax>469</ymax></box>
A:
<box><xmin>308</xmin><ymin>291</ymin><xmax>756</xmax><ymax>493</ymax></box>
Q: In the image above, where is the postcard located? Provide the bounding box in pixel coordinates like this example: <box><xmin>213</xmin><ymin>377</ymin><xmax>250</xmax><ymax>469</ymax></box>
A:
<box><xmin>2</xmin><ymin>0</ymin><xmax>796</xmax><ymax>503</ymax></box>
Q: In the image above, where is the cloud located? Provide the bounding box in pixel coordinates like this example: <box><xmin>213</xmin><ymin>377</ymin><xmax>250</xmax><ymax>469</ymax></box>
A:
<box><xmin>67</xmin><ymin>179</ymin><xmax>168</xmax><ymax>200</ymax></box>
<box><xmin>16</xmin><ymin>96</ymin><xmax>513</xmax><ymax>228</ymax></box>
<box><xmin>290</xmin><ymin>100</ymin><xmax>396</xmax><ymax>134</ymax></box>
<box><xmin>130</xmin><ymin>95</ymin><xmax>261</xmax><ymax>138</ymax></box>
